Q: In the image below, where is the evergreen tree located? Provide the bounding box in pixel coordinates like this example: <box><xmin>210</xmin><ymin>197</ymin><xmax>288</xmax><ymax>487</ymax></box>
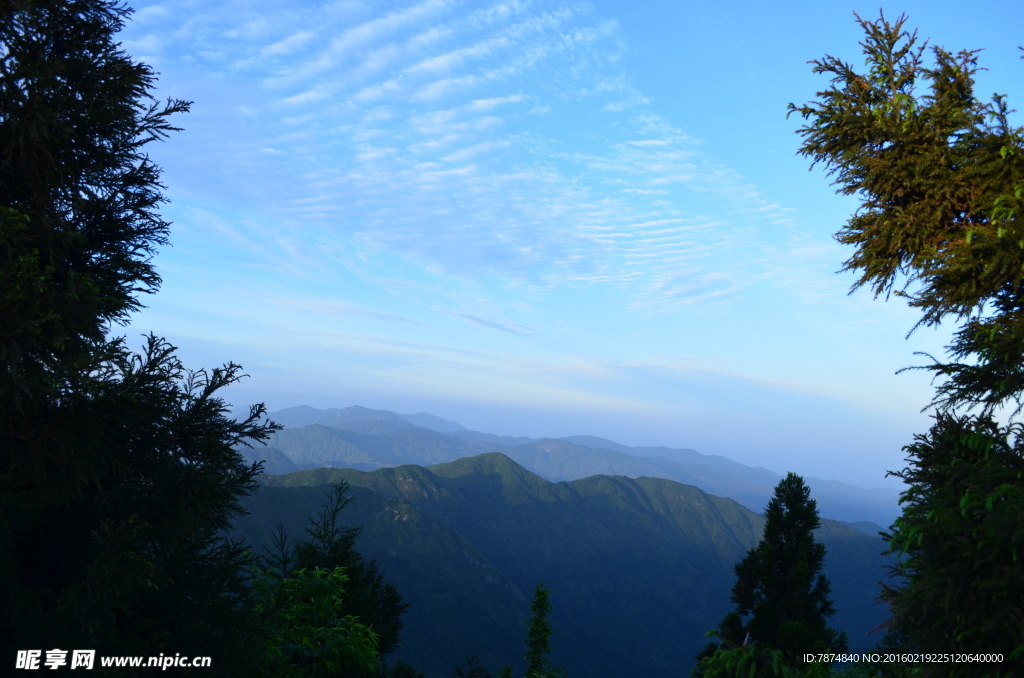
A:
<box><xmin>251</xmin><ymin>566</ymin><xmax>380</xmax><ymax>678</ymax></box>
<box><xmin>0</xmin><ymin>0</ymin><xmax>188</xmax><ymax>401</ymax></box>
<box><xmin>1</xmin><ymin>0</ymin><xmax>277</xmax><ymax>671</ymax></box>
<box><xmin>881</xmin><ymin>414</ymin><xmax>1024</xmax><ymax>671</ymax></box>
<box><xmin>522</xmin><ymin>582</ymin><xmax>566</xmax><ymax>678</ymax></box>
<box><xmin>260</xmin><ymin>483</ymin><xmax>410</xmax><ymax>670</ymax></box>
<box><xmin>695</xmin><ymin>474</ymin><xmax>846</xmax><ymax>676</ymax></box>
<box><xmin>788</xmin><ymin>11</ymin><xmax>1024</xmax><ymax>672</ymax></box>
<box><xmin>787</xmin><ymin>12</ymin><xmax>1024</xmax><ymax>411</ymax></box>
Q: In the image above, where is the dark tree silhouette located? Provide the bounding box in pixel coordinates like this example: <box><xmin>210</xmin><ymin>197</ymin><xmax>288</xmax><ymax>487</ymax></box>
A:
<box><xmin>519</xmin><ymin>582</ymin><xmax>566</xmax><ymax>678</ymax></box>
<box><xmin>453</xmin><ymin>654</ymin><xmax>492</xmax><ymax>678</ymax></box>
<box><xmin>696</xmin><ymin>473</ymin><xmax>846</xmax><ymax>676</ymax></box>
<box><xmin>261</xmin><ymin>482</ymin><xmax>410</xmax><ymax>661</ymax></box>
<box><xmin>1</xmin><ymin>1</ymin><xmax>277</xmax><ymax>672</ymax></box>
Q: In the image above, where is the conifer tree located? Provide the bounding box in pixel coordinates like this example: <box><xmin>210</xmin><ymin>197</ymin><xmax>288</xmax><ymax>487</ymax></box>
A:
<box><xmin>260</xmin><ymin>482</ymin><xmax>409</xmax><ymax>661</ymax></box>
<box><xmin>522</xmin><ymin>582</ymin><xmax>566</xmax><ymax>678</ymax></box>
<box><xmin>881</xmin><ymin>414</ymin><xmax>1024</xmax><ymax>671</ymax></box>
<box><xmin>524</xmin><ymin>583</ymin><xmax>553</xmax><ymax>678</ymax></box>
<box><xmin>787</xmin><ymin>12</ymin><xmax>1024</xmax><ymax>409</ymax></box>
<box><xmin>695</xmin><ymin>473</ymin><xmax>846</xmax><ymax>676</ymax></box>
<box><xmin>1</xmin><ymin>0</ymin><xmax>277</xmax><ymax>671</ymax></box>
<box><xmin>788</xmin><ymin>11</ymin><xmax>1024</xmax><ymax>672</ymax></box>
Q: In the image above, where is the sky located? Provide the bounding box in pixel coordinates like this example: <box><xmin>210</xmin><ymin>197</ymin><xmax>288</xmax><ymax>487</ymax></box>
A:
<box><xmin>118</xmin><ymin>0</ymin><xmax>1023</xmax><ymax>489</ymax></box>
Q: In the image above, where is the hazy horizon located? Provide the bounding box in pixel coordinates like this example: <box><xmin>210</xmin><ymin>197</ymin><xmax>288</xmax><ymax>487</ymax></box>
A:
<box><xmin>121</xmin><ymin>0</ymin><xmax>1021</xmax><ymax>490</ymax></box>
<box><xmin>247</xmin><ymin>401</ymin><xmax>903</xmax><ymax>492</ymax></box>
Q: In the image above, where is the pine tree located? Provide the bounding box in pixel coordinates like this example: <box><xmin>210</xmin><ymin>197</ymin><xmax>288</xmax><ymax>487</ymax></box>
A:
<box><xmin>881</xmin><ymin>414</ymin><xmax>1024</xmax><ymax>671</ymax></box>
<box><xmin>695</xmin><ymin>473</ymin><xmax>846</xmax><ymax>676</ymax></box>
<box><xmin>522</xmin><ymin>582</ymin><xmax>567</xmax><ymax>678</ymax></box>
<box><xmin>788</xmin><ymin>11</ymin><xmax>1024</xmax><ymax>673</ymax></box>
<box><xmin>787</xmin><ymin>12</ymin><xmax>1024</xmax><ymax>412</ymax></box>
<box><xmin>524</xmin><ymin>583</ymin><xmax>553</xmax><ymax>678</ymax></box>
<box><xmin>1</xmin><ymin>1</ymin><xmax>277</xmax><ymax>671</ymax></box>
<box><xmin>261</xmin><ymin>482</ymin><xmax>409</xmax><ymax>660</ymax></box>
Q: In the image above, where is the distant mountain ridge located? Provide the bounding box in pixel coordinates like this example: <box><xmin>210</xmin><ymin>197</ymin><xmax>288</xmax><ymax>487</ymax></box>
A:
<box><xmin>266</xmin><ymin>404</ymin><xmax>468</xmax><ymax>432</ymax></box>
<box><xmin>232</xmin><ymin>452</ymin><xmax>893</xmax><ymax>678</ymax></box>
<box><xmin>241</xmin><ymin>405</ymin><xmax>899</xmax><ymax>526</ymax></box>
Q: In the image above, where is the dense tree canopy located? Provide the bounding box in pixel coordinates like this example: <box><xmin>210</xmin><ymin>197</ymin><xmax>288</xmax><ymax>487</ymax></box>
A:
<box><xmin>790</xmin><ymin>11</ymin><xmax>1024</xmax><ymax>675</ymax></box>
<box><xmin>251</xmin><ymin>566</ymin><xmax>381</xmax><ymax>678</ymax></box>
<box><xmin>260</xmin><ymin>482</ymin><xmax>409</xmax><ymax>664</ymax></box>
<box><xmin>882</xmin><ymin>414</ymin><xmax>1024</xmax><ymax>672</ymax></box>
<box><xmin>0</xmin><ymin>0</ymin><xmax>188</xmax><ymax>407</ymax></box>
<box><xmin>0</xmin><ymin>1</ymin><xmax>278</xmax><ymax>672</ymax></box>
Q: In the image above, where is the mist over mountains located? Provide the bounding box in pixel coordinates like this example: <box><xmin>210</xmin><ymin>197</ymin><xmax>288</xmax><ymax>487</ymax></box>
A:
<box><xmin>241</xmin><ymin>405</ymin><xmax>901</xmax><ymax>527</ymax></box>
<box><xmin>230</xmin><ymin>404</ymin><xmax>899</xmax><ymax>676</ymax></box>
<box><xmin>233</xmin><ymin>452</ymin><xmax>893</xmax><ymax>678</ymax></box>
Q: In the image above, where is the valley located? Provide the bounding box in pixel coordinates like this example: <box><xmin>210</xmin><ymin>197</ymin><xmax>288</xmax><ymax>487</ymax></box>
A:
<box><xmin>232</xmin><ymin>406</ymin><xmax>897</xmax><ymax>677</ymax></box>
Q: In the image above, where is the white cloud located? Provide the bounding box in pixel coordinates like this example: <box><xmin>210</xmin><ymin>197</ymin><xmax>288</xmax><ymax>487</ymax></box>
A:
<box><xmin>125</xmin><ymin>0</ymin><xmax>842</xmax><ymax>314</ymax></box>
<box><xmin>282</xmin><ymin>298</ymin><xmax>422</xmax><ymax>324</ymax></box>
<box><xmin>437</xmin><ymin>309</ymin><xmax>540</xmax><ymax>336</ymax></box>
<box><xmin>261</xmin><ymin>29</ymin><xmax>316</xmax><ymax>57</ymax></box>
<box><xmin>440</xmin><ymin>140</ymin><xmax>511</xmax><ymax>162</ymax></box>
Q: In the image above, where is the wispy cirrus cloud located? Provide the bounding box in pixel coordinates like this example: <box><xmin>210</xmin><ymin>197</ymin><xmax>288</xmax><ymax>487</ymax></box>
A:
<box><xmin>433</xmin><ymin>307</ymin><xmax>539</xmax><ymax>336</ymax></box>
<box><xmin>124</xmin><ymin>0</ymin><xmax>838</xmax><ymax>313</ymax></box>
<box><xmin>115</xmin><ymin>0</ymin><xmax>995</xmax><ymax>491</ymax></box>
<box><xmin>282</xmin><ymin>299</ymin><xmax>423</xmax><ymax>325</ymax></box>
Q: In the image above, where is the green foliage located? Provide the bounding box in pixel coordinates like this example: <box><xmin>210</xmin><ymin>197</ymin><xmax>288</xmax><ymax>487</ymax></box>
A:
<box><xmin>262</xmin><ymin>482</ymin><xmax>410</xmax><ymax>659</ymax></box>
<box><xmin>0</xmin><ymin>0</ymin><xmax>190</xmax><ymax>409</ymax></box>
<box><xmin>735</xmin><ymin>474</ymin><xmax>848</xmax><ymax>659</ymax></box>
<box><xmin>236</xmin><ymin>457</ymin><xmax>890</xmax><ymax>678</ymax></box>
<box><xmin>252</xmin><ymin>566</ymin><xmax>380</xmax><ymax>677</ymax></box>
<box><xmin>787</xmin><ymin>10</ymin><xmax>1024</xmax><ymax>328</ymax></box>
<box><xmin>696</xmin><ymin>639</ymin><xmax>846</xmax><ymax>677</ymax></box>
<box><xmin>791</xmin><ymin>11</ymin><xmax>1024</xmax><ymax>676</ymax></box>
<box><xmin>698</xmin><ymin>474</ymin><xmax>847</xmax><ymax>676</ymax></box>
<box><xmin>788</xmin><ymin>11</ymin><xmax>1024</xmax><ymax>415</ymax></box>
<box><xmin>0</xmin><ymin>1</ymin><xmax>279</xmax><ymax>671</ymax></box>
<box><xmin>837</xmin><ymin>628</ymin><xmax>920</xmax><ymax>678</ymax></box>
<box><xmin>249</xmin><ymin>484</ymin><xmax>420</xmax><ymax>678</ymax></box>
<box><xmin>0</xmin><ymin>331</ymin><xmax>277</xmax><ymax>666</ymax></box>
<box><xmin>879</xmin><ymin>414</ymin><xmax>1024</xmax><ymax>676</ymax></box>
<box><xmin>695</xmin><ymin>645</ymin><xmax>806</xmax><ymax>678</ymax></box>
<box><xmin>524</xmin><ymin>583</ymin><xmax>553</xmax><ymax>676</ymax></box>
<box><xmin>518</xmin><ymin>582</ymin><xmax>568</xmax><ymax>678</ymax></box>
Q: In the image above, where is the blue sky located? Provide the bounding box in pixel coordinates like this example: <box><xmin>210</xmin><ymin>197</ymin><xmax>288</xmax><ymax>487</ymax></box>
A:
<box><xmin>119</xmin><ymin>0</ymin><xmax>1022</xmax><ymax>489</ymax></box>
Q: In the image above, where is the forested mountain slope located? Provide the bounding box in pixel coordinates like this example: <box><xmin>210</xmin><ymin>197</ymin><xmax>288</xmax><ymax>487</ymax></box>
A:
<box><xmin>241</xmin><ymin>405</ymin><xmax>901</xmax><ymax>525</ymax></box>
<box><xmin>232</xmin><ymin>453</ymin><xmax>892</xmax><ymax>678</ymax></box>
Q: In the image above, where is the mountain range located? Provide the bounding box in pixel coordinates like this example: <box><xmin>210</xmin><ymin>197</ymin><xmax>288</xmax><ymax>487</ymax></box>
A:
<box><xmin>231</xmin><ymin>452</ymin><xmax>894</xmax><ymax>678</ymax></box>
<box><xmin>236</xmin><ymin>405</ymin><xmax>902</xmax><ymax>527</ymax></box>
